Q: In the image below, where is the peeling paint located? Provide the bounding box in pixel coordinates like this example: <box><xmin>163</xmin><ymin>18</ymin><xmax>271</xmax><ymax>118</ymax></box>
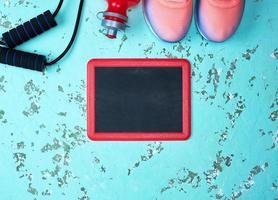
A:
<box><xmin>0</xmin><ymin>1</ymin><xmax>277</xmax><ymax>199</ymax></box>
<box><xmin>128</xmin><ymin>142</ymin><xmax>164</xmax><ymax>176</ymax></box>
<box><xmin>271</xmin><ymin>48</ymin><xmax>278</xmax><ymax>59</ymax></box>
<box><xmin>161</xmin><ymin>168</ymin><xmax>201</xmax><ymax>194</ymax></box>
<box><xmin>242</xmin><ymin>45</ymin><xmax>259</xmax><ymax>60</ymax></box>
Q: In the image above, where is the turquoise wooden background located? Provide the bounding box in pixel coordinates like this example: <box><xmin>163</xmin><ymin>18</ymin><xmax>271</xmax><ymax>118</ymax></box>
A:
<box><xmin>0</xmin><ymin>0</ymin><xmax>277</xmax><ymax>199</ymax></box>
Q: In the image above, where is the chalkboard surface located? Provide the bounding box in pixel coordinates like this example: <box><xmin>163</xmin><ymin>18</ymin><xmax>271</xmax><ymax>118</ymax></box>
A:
<box><xmin>95</xmin><ymin>67</ymin><xmax>182</xmax><ymax>132</ymax></box>
<box><xmin>87</xmin><ymin>59</ymin><xmax>191</xmax><ymax>141</ymax></box>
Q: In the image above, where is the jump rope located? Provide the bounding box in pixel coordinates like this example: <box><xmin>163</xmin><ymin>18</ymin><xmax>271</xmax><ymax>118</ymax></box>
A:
<box><xmin>0</xmin><ymin>0</ymin><xmax>84</xmax><ymax>71</ymax></box>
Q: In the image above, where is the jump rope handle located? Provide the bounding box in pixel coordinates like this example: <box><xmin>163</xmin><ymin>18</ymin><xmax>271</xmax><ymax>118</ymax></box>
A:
<box><xmin>0</xmin><ymin>46</ymin><xmax>46</xmax><ymax>71</ymax></box>
<box><xmin>1</xmin><ymin>10</ymin><xmax>57</xmax><ymax>48</ymax></box>
<box><xmin>0</xmin><ymin>0</ymin><xmax>84</xmax><ymax>71</ymax></box>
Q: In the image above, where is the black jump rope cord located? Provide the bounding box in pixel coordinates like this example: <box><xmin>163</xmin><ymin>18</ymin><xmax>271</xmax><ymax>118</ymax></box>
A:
<box><xmin>0</xmin><ymin>0</ymin><xmax>84</xmax><ymax>71</ymax></box>
<box><xmin>46</xmin><ymin>0</ymin><xmax>84</xmax><ymax>66</ymax></box>
<box><xmin>53</xmin><ymin>0</ymin><xmax>64</xmax><ymax>18</ymax></box>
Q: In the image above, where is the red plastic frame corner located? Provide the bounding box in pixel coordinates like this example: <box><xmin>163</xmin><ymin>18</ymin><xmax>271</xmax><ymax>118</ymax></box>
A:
<box><xmin>87</xmin><ymin>58</ymin><xmax>191</xmax><ymax>141</ymax></box>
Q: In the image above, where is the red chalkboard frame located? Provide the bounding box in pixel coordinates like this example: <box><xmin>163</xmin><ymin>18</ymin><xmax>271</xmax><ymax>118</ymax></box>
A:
<box><xmin>87</xmin><ymin>59</ymin><xmax>191</xmax><ymax>141</ymax></box>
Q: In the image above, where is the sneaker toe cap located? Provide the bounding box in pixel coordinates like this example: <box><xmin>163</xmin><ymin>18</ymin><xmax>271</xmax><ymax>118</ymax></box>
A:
<box><xmin>144</xmin><ymin>0</ymin><xmax>193</xmax><ymax>42</ymax></box>
<box><xmin>197</xmin><ymin>0</ymin><xmax>244</xmax><ymax>42</ymax></box>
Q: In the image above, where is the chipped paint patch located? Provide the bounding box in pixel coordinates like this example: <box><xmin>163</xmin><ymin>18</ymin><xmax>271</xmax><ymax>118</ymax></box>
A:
<box><xmin>22</xmin><ymin>80</ymin><xmax>45</xmax><ymax>117</ymax></box>
<box><xmin>204</xmin><ymin>151</ymin><xmax>233</xmax><ymax>185</ymax></box>
<box><xmin>118</xmin><ymin>34</ymin><xmax>128</xmax><ymax>53</ymax></box>
<box><xmin>160</xmin><ymin>151</ymin><xmax>233</xmax><ymax>196</ymax></box>
<box><xmin>242</xmin><ymin>45</ymin><xmax>259</xmax><ymax>60</ymax></box>
<box><xmin>3</xmin><ymin>0</ymin><xmax>11</xmax><ymax>7</ymax></box>
<box><xmin>144</xmin><ymin>42</ymin><xmax>155</xmax><ymax>56</ymax></box>
<box><xmin>1</xmin><ymin>1</ymin><xmax>278</xmax><ymax>199</ymax></box>
<box><xmin>269</xmin><ymin>89</ymin><xmax>278</xmax><ymax>122</ymax></box>
<box><xmin>226</xmin><ymin>95</ymin><xmax>246</xmax><ymax>127</ymax></box>
<box><xmin>215</xmin><ymin>127</ymin><xmax>229</xmax><ymax>145</ymax></box>
<box><xmin>128</xmin><ymin>142</ymin><xmax>164</xmax><ymax>175</ymax></box>
<box><xmin>248</xmin><ymin>76</ymin><xmax>256</xmax><ymax>87</ymax></box>
<box><xmin>13</xmin><ymin>152</ymin><xmax>26</xmax><ymax>172</ymax></box>
<box><xmin>10</xmin><ymin>123</ymin><xmax>87</xmax><ymax>198</ymax></box>
<box><xmin>57</xmin><ymin>112</ymin><xmax>67</xmax><ymax>117</ymax></box>
<box><xmin>14</xmin><ymin>0</ymin><xmax>38</xmax><ymax>8</ymax></box>
<box><xmin>260</xmin><ymin>128</ymin><xmax>278</xmax><ymax>150</ymax></box>
<box><xmin>0</xmin><ymin>76</ymin><xmax>7</xmax><ymax>93</ymax></box>
<box><xmin>58</xmin><ymin>85</ymin><xmax>64</xmax><ymax>92</ymax></box>
<box><xmin>0</xmin><ymin>109</ymin><xmax>5</xmax><ymax>122</ymax></box>
<box><xmin>226</xmin><ymin>163</ymin><xmax>269</xmax><ymax>199</ymax></box>
<box><xmin>225</xmin><ymin>59</ymin><xmax>238</xmax><ymax>87</ymax></box>
<box><xmin>271</xmin><ymin>48</ymin><xmax>278</xmax><ymax>59</ymax></box>
<box><xmin>67</xmin><ymin>80</ymin><xmax>86</xmax><ymax>117</ymax></box>
<box><xmin>161</xmin><ymin>168</ymin><xmax>201</xmax><ymax>194</ymax></box>
<box><xmin>0</xmin><ymin>13</ymin><xmax>13</xmax><ymax>28</ymax></box>
<box><xmin>92</xmin><ymin>154</ymin><xmax>106</xmax><ymax>173</ymax></box>
<box><xmin>78</xmin><ymin>187</ymin><xmax>90</xmax><ymax>200</ymax></box>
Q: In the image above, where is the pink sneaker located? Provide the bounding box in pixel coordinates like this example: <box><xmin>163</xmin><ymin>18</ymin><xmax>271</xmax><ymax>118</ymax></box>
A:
<box><xmin>196</xmin><ymin>0</ymin><xmax>245</xmax><ymax>42</ymax></box>
<box><xmin>143</xmin><ymin>0</ymin><xmax>193</xmax><ymax>42</ymax></box>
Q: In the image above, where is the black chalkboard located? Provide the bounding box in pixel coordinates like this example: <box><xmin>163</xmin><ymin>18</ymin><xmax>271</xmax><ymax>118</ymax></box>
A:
<box><xmin>95</xmin><ymin>67</ymin><xmax>182</xmax><ymax>132</ymax></box>
<box><xmin>87</xmin><ymin>59</ymin><xmax>191</xmax><ymax>141</ymax></box>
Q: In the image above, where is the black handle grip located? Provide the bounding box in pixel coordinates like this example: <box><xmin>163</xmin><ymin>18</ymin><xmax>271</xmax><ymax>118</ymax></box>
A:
<box><xmin>2</xmin><ymin>10</ymin><xmax>57</xmax><ymax>48</ymax></box>
<box><xmin>0</xmin><ymin>46</ymin><xmax>46</xmax><ymax>71</ymax></box>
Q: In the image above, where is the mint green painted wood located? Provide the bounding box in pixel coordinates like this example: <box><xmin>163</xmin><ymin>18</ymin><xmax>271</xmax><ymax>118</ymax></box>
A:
<box><xmin>0</xmin><ymin>0</ymin><xmax>277</xmax><ymax>199</ymax></box>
